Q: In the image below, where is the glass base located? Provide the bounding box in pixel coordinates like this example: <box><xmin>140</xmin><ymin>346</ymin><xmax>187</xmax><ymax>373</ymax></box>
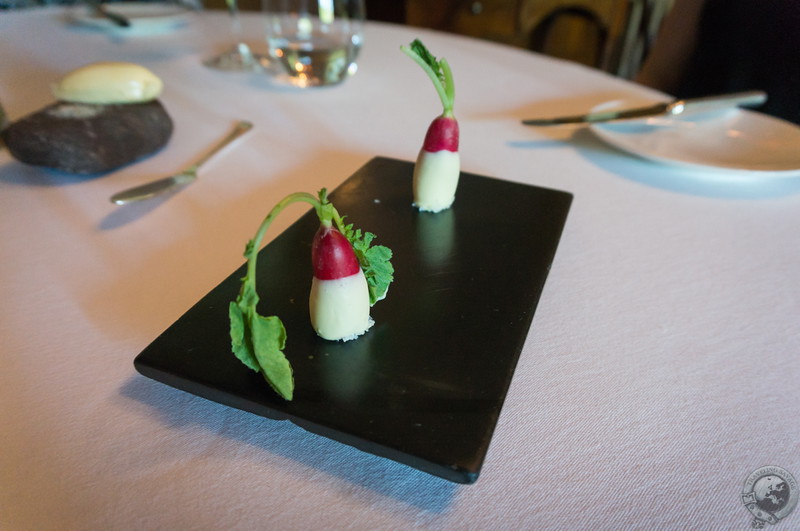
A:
<box><xmin>268</xmin><ymin>60</ymin><xmax>359</xmax><ymax>88</ymax></box>
<box><xmin>203</xmin><ymin>43</ymin><xmax>270</xmax><ymax>72</ymax></box>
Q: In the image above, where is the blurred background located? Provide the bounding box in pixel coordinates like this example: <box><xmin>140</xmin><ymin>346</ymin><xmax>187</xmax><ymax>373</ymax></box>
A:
<box><xmin>3</xmin><ymin>0</ymin><xmax>795</xmax><ymax>123</ymax></box>
<box><xmin>203</xmin><ymin>0</ymin><xmax>675</xmax><ymax>80</ymax></box>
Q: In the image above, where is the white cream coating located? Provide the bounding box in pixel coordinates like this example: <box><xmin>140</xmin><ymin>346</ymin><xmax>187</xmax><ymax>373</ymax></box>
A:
<box><xmin>52</xmin><ymin>62</ymin><xmax>163</xmax><ymax>104</ymax></box>
<box><xmin>309</xmin><ymin>271</ymin><xmax>372</xmax><ymax>341</ymax></box>
<box><xmin>413</xmin><ymin>149</ymin><xmax>460</xmax><ymax>212</ymax></box>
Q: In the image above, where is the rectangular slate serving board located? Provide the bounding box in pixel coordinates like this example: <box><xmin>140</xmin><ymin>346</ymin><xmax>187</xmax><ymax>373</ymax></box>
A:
<box><xmin>134</xmin><ymin>156</ymin><xmax>573</xmax><ymax>484</ymax></box>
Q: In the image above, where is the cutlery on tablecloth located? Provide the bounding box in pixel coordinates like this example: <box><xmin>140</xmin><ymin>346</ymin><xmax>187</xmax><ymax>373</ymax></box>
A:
<box><xmin>110</xmin><ymin>120</ymin><xmax>253</xmax><ymax>205</ymax></box>
<box><xmin>86</xmin><ymin>0</ymin><xmax>131</xmax><ymax>28</ymax></box>
<box><xmin>521</xmin><ymin>90</ymin><xmax>767</xmax><ymax>126</ymax></box>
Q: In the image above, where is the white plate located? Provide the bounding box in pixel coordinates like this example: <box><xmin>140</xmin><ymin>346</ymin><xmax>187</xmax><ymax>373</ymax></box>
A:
<box><xmin>589</xmin><ymin>99</ymin><xmax>800</xmax><ymax>177</ymax></box>
<box><xmin>70</xmin><ymin>2</ymin><xmax>192</xmax><ymax>36</ymax></box>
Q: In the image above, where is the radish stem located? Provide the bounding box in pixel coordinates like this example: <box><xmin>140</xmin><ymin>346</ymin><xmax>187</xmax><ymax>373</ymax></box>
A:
<box><xmin>442</xmin><ymin>59</ymin><xmax>455</xmax><ymax>115</ymax></box>
<box><xmin>244</xmin><ymin>191</ymin><xmax>318</xmax><ymax>287</ymax></box>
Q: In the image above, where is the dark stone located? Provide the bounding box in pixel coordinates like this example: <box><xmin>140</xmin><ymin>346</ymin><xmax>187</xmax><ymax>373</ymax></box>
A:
<box><xmin>1</xmin><ymin>100</ymin><xmax>173</xmax><ymax>175</ymax></box>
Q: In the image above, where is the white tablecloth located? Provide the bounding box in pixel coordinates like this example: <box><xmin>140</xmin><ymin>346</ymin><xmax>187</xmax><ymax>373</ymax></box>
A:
<box><xmin>2</xmin><ymin>7</ymin><xmax>799</xmax><ymax>530</ymax></box>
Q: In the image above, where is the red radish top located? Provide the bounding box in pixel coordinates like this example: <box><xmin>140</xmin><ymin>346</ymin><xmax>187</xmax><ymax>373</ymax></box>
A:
<box><xmin>311</xmin><ymin>225</ymin><xmax>361</xmax><ymax>280</ymax></box>
<box><xmin>422</xmin><ymin>116</ymin><xmax>459</xmax><ymax>153</ymax></box>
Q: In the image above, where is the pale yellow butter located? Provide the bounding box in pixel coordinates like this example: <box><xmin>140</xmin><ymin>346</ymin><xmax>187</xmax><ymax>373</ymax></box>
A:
<box><xmin>52</xmin><ymin>62</ymin><xmax>163</xmax><ymax>104</ymax></box>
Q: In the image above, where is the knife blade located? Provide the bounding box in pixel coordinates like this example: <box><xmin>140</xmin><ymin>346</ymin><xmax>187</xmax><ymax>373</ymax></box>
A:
<box><xmin>110</xmin><ymin>174</ymin><xmax>195</xmax><ymax>205</ymax></box>
<box><xmin>521</xmin><ymin>90</ymin><xmax>767</xmax><ymax>126</ymax></box>
<box><xmin>110</xmin><ymin>120</ymin><xmax>253</xmax><ymax>205</ymax></box>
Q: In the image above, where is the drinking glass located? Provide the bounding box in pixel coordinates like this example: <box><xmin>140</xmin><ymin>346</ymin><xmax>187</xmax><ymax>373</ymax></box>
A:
<box><xmin>262</xmin><ymin>0</ymin><xmax>365</xmax><ymax>87</ymax></box>
<box><xmin>204</xmin><ymin>0</ymin><xmax>270</xmax><ymax>71</ymax></box>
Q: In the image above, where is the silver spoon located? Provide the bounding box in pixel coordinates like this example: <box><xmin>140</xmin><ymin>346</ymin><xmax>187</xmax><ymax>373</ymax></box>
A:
<box><xmin>110</xmin><ymin>120</ymin><xmax>253</xmax><ymax>205</ymax></box>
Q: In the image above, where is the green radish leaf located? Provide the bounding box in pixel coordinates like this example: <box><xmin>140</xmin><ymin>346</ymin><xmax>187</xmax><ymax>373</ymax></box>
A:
<box><xmin>229</xmin><ymin>301</ymin><xmax>259</xmax><ymax>372</ymax></box>
<box><xmin>402</xmin><ymin>39</ymin><xmax>455</xmax><ymax>115</ymax></box>
<box><xmin>341</xmin><ymin>224</ymin><xmax>394</xmax><ymax>305</ymax></box>
<box><xmin>410</xmin><ymin>39</ymin><xmax>445</xmax><ymax>86</ymax></box>
<box><xmin>250</xmin><ymin>313</ymin><xmax>292</xmax><ymax>400</ymax></box>
<box><xmin>229</xmin><ymin>284</ymin><xmax>293</xmax><ymax>399</ymax></box>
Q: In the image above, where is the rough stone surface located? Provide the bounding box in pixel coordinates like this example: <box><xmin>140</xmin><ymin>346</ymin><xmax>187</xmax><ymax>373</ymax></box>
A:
<box><xmin>1</xmin><ymin>100</ymin><xmax>173</xmax><ymax>175</ymax></box>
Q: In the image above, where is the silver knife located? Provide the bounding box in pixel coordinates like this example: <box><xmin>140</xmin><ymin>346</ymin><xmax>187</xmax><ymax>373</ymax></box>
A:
<box><xmin>110</xmin><ymin>120</ymin><xmax>253</xmax><ymax>205</ymax></box>
<box><xmin>521</xmin><ymin>90</ymin><xmax>767</xmax><ymax>126</ymax></box>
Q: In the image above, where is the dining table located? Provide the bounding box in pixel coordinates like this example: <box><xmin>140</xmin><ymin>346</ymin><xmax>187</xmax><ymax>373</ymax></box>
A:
<box><xmin>2</xmin><ymin>5</ymin><xmax>800</xmax><ymax>531</ymax></box>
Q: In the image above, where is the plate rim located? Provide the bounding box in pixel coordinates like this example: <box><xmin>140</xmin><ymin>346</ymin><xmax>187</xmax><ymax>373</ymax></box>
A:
<box><xmin>589</xmin><ymin>99</ymin><xmax>800</xmax><ymax>178</ymax></box>
<box><xmin>70</xmin><ymin>2</ymin><xmax>193</xmax><ymax>31</ymax></box>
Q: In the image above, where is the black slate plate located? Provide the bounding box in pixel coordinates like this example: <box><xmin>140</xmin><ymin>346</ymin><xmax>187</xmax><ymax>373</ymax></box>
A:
<box><xmin>134</xmin><ymin>156</ymin><xmax>572</xmax><ymax>484</ymax></box>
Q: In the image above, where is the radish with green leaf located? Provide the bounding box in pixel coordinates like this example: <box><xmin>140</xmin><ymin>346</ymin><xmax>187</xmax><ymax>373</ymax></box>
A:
<box><xmin>229</xmin><ymin>189</ymin><xmax>393</xmax><ymax>400</ymax></box>
<box><xmin>309</xmin><ymin>223</ymin><xmax>372</xmax><ymax>341</ymax></box>
<box><xmin>401</xmin><ymin>39</ymin><xmax>459</xmax><ymax>213</ymax></box>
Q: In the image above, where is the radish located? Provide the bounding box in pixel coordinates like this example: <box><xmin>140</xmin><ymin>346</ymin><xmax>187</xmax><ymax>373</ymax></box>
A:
<box><xmin>229</xmin><ymin>189</ymin><xmax>393</xmax><ymax>400</ymax></box>
<box><xmin>401</xmin><ymin>39</ymin><xmax>459</xmax><ymax>213</ymax></box>
<box><xmin>309</xmin><ymin>223</ymin><xmax>372</xmax><ymax>341</ymax></box>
